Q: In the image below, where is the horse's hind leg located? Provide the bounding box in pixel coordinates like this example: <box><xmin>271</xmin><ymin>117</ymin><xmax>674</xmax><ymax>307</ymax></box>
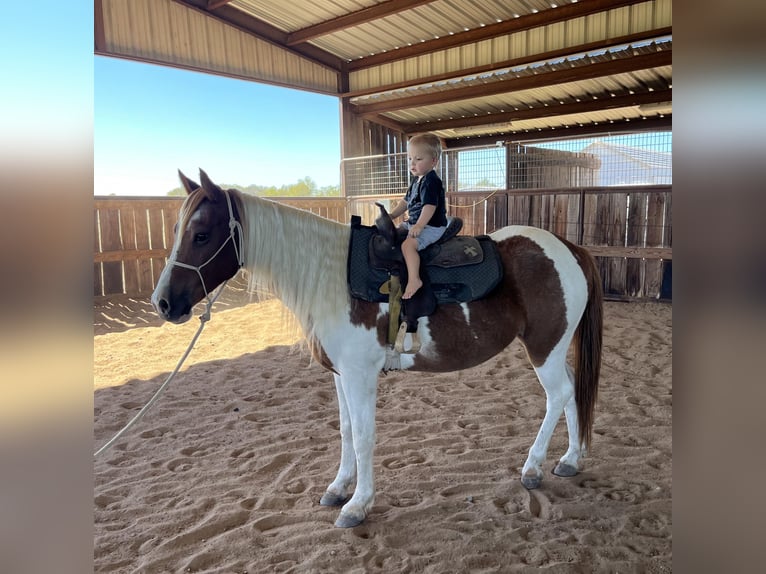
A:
<box><xmin>521</xmin><ymin>347</ymin><xmax>573</xmax><ymax>489</ymax></box>
<box><xmin>320</xmin><ymin>373</ymin><xmax>356</xmax><ymax>507</ymax></box>
<box><xmin>552</xmin><ymin>364</ymin><xmax>582</xmax><ymax>478</ymax></box>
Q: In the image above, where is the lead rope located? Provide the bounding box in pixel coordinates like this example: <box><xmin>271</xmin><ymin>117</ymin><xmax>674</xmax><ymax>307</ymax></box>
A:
<box><xmin>94</xmin><ymin>190</ymin><xmax>243</xmax><ymax>458</ymax></box>
<box><xmin>93</xmin><ymin>283</ymin><xmax>227</xmax><ymax>457</ymax></box>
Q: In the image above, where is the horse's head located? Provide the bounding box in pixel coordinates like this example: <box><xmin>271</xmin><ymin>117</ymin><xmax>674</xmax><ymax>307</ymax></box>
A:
<box><xmin>151</xmin><ymin>169</ymin><xmax>243</xmax><ymax>323</ymax></box>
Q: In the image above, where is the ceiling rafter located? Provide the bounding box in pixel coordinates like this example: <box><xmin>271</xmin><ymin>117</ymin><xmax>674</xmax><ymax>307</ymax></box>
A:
<box><xmin>206</xmin><ymin>0</ymin><xmax>233</xmax><ymax>9</ymax></box>
<box><xmin>343</xmin><ymin>28</ymin><xmax>672</xmax><ymax>98</ymax></box>
<box><xmin>406</xmin><ymin>88</ymin><xmax>672</xmax><ymax>132</ymax></box>
<box><xmin>346</xmin><ymin>0</ymin><xmax>647</xmax><ymax>71</ymax></box>
<box><xmin>354</xmin><ymin>49</ymin><xmax>672</xmax><ymax>115</ymax></box>
<box><xmin>287</xmin><ymin>0</ymin><xmax>437</xmax><ymax>46</ymax></box>
<box><xmin>445</xmin><ymin>115</ymin><xmax>672</xmax><ymax>148</ymax></box>
<box><xmin>173</xmin><ymin>0</ymin><xmax>346</xmax><ymax>72</ymax></box>
<box><xmin>351</xmin><ymin>50</ymin><xmax>673</xmax><ymax>115</ymax></box>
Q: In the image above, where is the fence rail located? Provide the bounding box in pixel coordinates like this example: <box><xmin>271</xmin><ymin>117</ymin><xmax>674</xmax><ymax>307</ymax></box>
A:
<box><xmin>95</xmin><ymin>188</ymin><xmax>671</xmax><ymax>300</ymax></box>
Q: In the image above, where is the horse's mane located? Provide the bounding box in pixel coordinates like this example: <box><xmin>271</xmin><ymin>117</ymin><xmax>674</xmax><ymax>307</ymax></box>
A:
<box><xmin>231</xmin><ymin>190</ymin><xmax>350</xmax><ymax>342</ymax></box>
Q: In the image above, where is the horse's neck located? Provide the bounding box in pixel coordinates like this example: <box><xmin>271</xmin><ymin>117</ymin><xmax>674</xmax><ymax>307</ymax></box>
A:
<box><xmin>239</xmin><ymin>194</ymin><xmax>350</xmax><ymax>333</ymax></box>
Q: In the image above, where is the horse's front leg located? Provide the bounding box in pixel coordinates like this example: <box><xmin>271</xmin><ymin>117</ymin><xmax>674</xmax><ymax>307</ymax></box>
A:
<box><xmin>332</xmin><ymin>367</ymin><xmax>378</xmax><ymax>528</ymax></box>
<box><xmin>320</xmin><ymin>373</ymin><xmax>356</xmax><ymax>507</ymax></box>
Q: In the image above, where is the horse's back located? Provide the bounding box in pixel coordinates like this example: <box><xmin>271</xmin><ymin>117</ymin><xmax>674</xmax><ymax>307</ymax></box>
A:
<box><xmin>490</xmin><ymin>225</ymin><xmax>589</xmax><ymax>292</ymax></box>
<box><xmin>490</xmin><ymin>226</ymin><xmax>591</xmax><ymax>352</ymax></box>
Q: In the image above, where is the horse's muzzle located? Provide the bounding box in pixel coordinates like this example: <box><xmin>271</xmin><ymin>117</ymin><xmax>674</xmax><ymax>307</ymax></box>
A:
<box><xmin>151</xmin><ymin>291</ymin><xmax>193</xmax><ymax>324</ymax></box>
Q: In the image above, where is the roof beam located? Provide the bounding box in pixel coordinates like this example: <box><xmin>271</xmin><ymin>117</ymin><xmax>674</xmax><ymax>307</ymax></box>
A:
<box><xmin>287</xmin><ymin>0</ymin><xmax>437</xmax><ymax>46</ymax></box>
<box><xmin>444</xmin><ymin>116</ymin><xmax>672</xmax><ymax>148</ymax></box>
<box><xmin>366</xmin><ymin>113</ymin><xmax>408</xmax><ymax>134</ymax></box>
<box><xmin>347</xmin><ymin>0</ymin><xmax>648</xmax><ymax>71</ymax></box>
<box><xmin>406</xmin><ymin>89</ymin><xmax>673</xmax><ymax>132</ymax></box>
<box><xmin>172</xmin><ymin>0</ymin><xmax>346</xmax><ymax>72</ymax></box>
<box><xmin>344</xmin><ymin>28</ymin><xmax>672</xmax><ymax>98</ymax></box>
<box><xmin>354</xmin><ymin>49</ymin><xmax>672</xmax><ymax>115</ymax></box>
<box><xmin>207</xmin><ymin>0</ymin><xmax>233</xmax><ymax>9</ymax></box>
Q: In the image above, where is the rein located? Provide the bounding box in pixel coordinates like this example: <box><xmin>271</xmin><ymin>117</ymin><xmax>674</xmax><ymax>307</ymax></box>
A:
<box><xmin>94</xmin><ymin>189</ymin><xmax>243</xmax><ymax>458</ymax></box>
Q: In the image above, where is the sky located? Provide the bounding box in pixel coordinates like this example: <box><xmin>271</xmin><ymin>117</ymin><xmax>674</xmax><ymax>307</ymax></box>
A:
<box><xmin>94</xmin><ymin>57</ymin><xmax>341</xmax><ymax>196</ymax></box>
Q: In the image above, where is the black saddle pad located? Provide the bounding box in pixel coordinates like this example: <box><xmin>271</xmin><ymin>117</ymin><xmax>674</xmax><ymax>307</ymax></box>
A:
<box><xmin>347</xmin><ymin>218</ymin><xmax>503</xmax><ymax>304</ymax></box>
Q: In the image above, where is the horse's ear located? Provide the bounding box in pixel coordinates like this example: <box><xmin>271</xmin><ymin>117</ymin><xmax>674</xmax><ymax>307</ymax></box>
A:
<box><xmin>198</xmin><ymin>169</ymin><xmax>223</xmax><ymax>201</ymax></box>
<box><xmin>178</xmin><ymin>170</ymin><xmax>200</xmax><ymax>195</ymax></box>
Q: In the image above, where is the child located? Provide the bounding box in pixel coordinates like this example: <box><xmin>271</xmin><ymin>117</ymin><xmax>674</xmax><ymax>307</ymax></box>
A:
<box><xmin>388</xmin><ymin>133</ymin><xmax>448</xmax><ymax>299</ymax></box>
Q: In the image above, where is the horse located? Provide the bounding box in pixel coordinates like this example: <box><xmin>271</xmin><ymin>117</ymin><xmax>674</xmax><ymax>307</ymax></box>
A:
<box><xmin>151</xmin><ymin>169</ymin><xmax>603</xmax><ymax>528</ymax></box>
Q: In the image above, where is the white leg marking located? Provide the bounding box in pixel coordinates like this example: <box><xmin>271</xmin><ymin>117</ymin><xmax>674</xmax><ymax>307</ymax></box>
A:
<box><xmin>334</xmin><ymin>365</ymin><xmax>378</xmax><ymax>527</ymax></box>
<box><xmin>557</xmin><ymin>364</ymin><xmax>583</xmax><ymax>470</ymax></box>
<box><xmin>521</xmin><ymin>345</ymin><xmax>573</xmax><ymax>487</ymax></box>
<box><xmin>322</xmin><ymin>373</ymin><xmax>356</xmax><ymax>505</ymax></box>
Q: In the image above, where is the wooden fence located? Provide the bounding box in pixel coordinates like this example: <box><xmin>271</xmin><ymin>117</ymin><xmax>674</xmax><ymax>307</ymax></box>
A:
<box><xmin>93</xmin><ymin>196</ymin><xmax>347</xmax><ymax>298</ymax></box>
<box><xmin>95</xmin><ymin>187</ymin><xmax>671</xmax><ymax>300</ymax></box>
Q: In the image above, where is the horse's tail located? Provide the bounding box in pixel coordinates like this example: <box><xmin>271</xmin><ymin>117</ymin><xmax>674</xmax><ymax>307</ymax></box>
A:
<box><xmin>573</xmin><ymin>247</ymin><xmax>603</xmax><ymax>451</ymax></box>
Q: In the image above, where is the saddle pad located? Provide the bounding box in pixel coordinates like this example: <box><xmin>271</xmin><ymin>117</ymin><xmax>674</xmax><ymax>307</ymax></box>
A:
<box><xmin>348</xmin><ymin>222</ymin><xmax>390</xmax><ymax>302</ymax></box>
<box><xmin>347</xmin><ymin>218</ymin><xmax>504</xmax><ymax>304</ymax></box>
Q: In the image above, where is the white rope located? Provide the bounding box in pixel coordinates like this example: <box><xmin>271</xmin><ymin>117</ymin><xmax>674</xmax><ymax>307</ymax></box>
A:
<box><xmin>95</xmin><ymin>189</ymin><xmax>242</xmax><ymax>458</ymax></box>
<box><xmin>94</xmin><ymin>281</ymin><xmax>228</xmax><ymax>457</ymax></box>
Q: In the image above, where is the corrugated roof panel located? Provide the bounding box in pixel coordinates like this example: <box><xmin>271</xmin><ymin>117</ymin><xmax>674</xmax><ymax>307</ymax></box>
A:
<box><xmin>375</xmin><ymin>66</ymin><xmax>671</xmax><ymax>127</ymax></box>
<box><xmin>350</xmin><ymin>40</ymin><xmax>670</xmax><ymax>107</ymax></box>
<box><xmin>231</xmin><ymin>0</ymin><xmax>380</xmax><ymax>32</ymax></box>
<box><xmin>100</xmin><ymin>0</ymin><xmax>338</xmax><ymax>93</ymax></box>
<box><xmin>656</xmin><ymin>0</ymin><xmax>672</xmax><ymax>24</ymax></box>
<box><xmin>433</xmin><ymin>105</ymin><xmax>668</xmax><ymax>139</ymax></box>
<box><xmin>347</xmin><ymin>8</ymin><xmax>671</xmax><ymax>92</ymax></box>
<box><xmin>585</xmin><ymin>12</ymin><xmax>608</xmax><ymax>41</ymax></box>
<box><xmin>607</xmin><ymin>5</ymin><xmax>633</xmax><ymax>37</ymax></box>
<box><xmin>308</xmin><ymin>0</ymin><xmax>591</xmax><ymax>62</ymax></box>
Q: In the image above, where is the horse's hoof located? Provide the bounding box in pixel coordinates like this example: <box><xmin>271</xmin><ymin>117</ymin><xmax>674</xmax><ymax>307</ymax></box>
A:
<box><xmin>319</xmin><ymin>492</ymin><xmax>348</xmax><ymax>507</ymax></box>
<box><xmin>334</xmin><ymin>513</ymin><xmax>365</xmax><ymax>528</ymax></box>
<box><xmin>521</xmin><ymin>474</ymin><xmax>542</xmax><ymax>490</ymax></box>
<box><xmin>553</xmin><ymin>463</ymin><xmax>578</xmax><ymax>477</ymax></box>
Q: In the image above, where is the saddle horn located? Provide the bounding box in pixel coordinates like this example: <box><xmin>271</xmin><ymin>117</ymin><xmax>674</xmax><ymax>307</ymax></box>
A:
<box><xmin>373</xmin><ymin>202</ymin><xmax>397</xmax><ymax>243</ymax></box>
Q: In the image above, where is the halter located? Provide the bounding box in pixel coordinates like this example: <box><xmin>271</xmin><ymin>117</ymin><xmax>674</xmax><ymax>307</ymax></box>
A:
<box><xmin>95</xmin><ymin>189</ymin><xmax>244</xmax><ymax>457</ymax></box>
<box><xmin>168</xmin><ymin>188</ymin><xmax>245</xmax><ymax>314</ymax></box>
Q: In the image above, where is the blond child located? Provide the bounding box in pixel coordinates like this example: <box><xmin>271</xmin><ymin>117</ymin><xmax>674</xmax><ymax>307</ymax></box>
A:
<box><xmin>388</xmin><ymin>134</ymin><xmax>448</xmax><ymax>299</ymax></box>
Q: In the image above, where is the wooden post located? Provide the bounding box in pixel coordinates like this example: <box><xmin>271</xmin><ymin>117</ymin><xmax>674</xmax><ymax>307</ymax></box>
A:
<box><xmin>120</xmin><ymin>205</ymin><xmax>140</xmax><ymax>295</ymax></box>
<box><xmin>101</xmin><ymin>208</ymin><xmax>123</xmax><ymax>295</ymax></box>
<box><xmin>626</xmin><ymin>191</ymin><xmax>648</xmax><ymax>297</ymax></box>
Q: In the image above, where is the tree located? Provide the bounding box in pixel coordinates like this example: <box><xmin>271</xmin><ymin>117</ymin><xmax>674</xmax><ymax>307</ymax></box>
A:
<box><xmin>166</xmin><ymin>176</ymin><xmax>340</xmax><ymax>197</ymax></box>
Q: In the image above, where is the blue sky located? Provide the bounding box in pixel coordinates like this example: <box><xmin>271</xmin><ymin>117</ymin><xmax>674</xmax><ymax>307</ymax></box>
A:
<box><xmin>95</xmin><ymin>57</ymin><xmax>341</xmax><ymax>196</ymax></box>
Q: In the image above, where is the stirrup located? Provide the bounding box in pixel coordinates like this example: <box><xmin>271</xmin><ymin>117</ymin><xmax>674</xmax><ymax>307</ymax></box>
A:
<box><xmin>394</xmin><ymin>321</ymin><xmax>421</xmax><ymax>354</ymax></box>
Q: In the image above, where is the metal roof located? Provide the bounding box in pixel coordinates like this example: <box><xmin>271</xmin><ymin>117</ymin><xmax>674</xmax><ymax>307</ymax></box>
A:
<box><xmin>95</xmin><ymin>0</ymin><xmax>672</xmax><ymax>146</ymax></box>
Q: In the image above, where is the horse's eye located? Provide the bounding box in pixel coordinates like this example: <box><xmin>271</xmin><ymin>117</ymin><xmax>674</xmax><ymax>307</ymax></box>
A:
<box><xmin>194</xmin><ymin>232</ymin><xmax>209</xmax><ymax>244</ymax></box>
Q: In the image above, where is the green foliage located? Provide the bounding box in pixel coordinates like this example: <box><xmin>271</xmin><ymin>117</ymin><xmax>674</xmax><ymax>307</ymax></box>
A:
<box><xmin>167</xmin><ymin>176</ymin><xmax>340</xmax><ymax>197</ymax></box>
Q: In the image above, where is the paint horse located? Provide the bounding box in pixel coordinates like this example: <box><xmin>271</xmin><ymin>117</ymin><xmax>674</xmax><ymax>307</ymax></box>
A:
<box><xmin>151</xmin><ymin>169</ymin><xmax>603</xmax><ymax>528</ymax></box>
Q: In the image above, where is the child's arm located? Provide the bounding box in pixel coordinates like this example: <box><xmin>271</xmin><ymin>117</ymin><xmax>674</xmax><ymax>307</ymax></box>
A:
<box><xmin>388</xmin><ymin>199</ymin><xmax>408</xmax><ymax>219</ymax></box>
<box><xmin>409</xmin><ymin>204</ymin><xmax>436</xmax><ymax>237</ymax></box>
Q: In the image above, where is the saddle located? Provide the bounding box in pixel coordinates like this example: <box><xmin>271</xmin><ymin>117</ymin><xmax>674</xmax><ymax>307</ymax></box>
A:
<box><xmin>347</xmin><ymin>203</ymin><xmax>503</xmax><ymax>352</ymax></box>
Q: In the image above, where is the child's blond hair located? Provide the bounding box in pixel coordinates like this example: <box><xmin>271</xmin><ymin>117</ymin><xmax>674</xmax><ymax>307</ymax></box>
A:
<box><xmin>408</xmin><ymin>133</ymin><xmax>441</xmax><ymax>160</ymax></box>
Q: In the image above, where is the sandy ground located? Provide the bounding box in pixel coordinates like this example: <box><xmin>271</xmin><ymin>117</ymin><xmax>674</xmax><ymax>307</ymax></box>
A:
<box><xmin>94</xmin><ymin>284</ymin><xmax>671</xmax><ymax>573</ymax></box>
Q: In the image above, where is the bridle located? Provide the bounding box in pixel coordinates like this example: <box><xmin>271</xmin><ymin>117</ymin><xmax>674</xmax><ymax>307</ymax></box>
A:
<box><xmin>168</xmin><ymin>188</ymin><xmax>244</xmax><ymax>306</ymax></box>
<box><xmin>95</xmin><ymin>188</ymin><xmax>245</xmax><ymax>458</ymax></box>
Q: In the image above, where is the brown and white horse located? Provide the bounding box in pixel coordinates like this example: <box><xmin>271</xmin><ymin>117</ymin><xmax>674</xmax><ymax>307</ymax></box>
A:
<box><xmin>151</xmin><ymin>169</ymin><xmax>603</xmax><ymax>528</ymax></box>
